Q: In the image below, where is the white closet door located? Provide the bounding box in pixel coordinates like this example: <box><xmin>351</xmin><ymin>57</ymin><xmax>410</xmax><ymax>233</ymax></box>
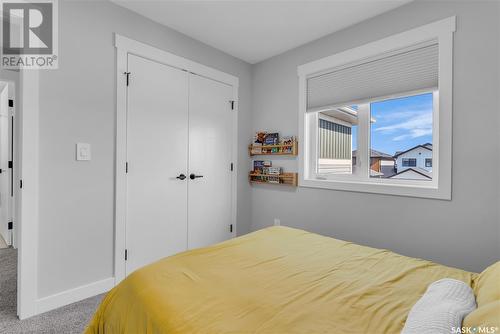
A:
<box><xmin>188</xmin><ymin>74</ymin><xmax>233</xmax><ymax>249</ymax></box>
<box><xmin>126</xmin><ymin>55</ymin><xmax>188</xmax><ymax>275</ymax></box>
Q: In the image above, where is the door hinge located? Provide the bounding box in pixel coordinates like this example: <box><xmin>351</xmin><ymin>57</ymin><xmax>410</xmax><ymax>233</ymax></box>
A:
<box><xmin>125</xmin><ymin>249</ymin><xmax>128</xmax><ymax>261</ymax></box>
<box><xmin>8</xmin><ymin>161</ymin><xmax>12</xmax><ymax>168</ymax></box>
<box><xmin>125</xmin><ymin>162</ymin><xmax>129</xmax><ymax>173</ymax></box>
<box><xmin>8</xmin><ymin>222</ymin><xmax>12</xmax><ymax>230</ymax></box>
<box><xmin>230</xmin><ymin>224</ymin><xmax>233</xmax><ymax>233</ymax></box>
<box><xmin>8</xmin><ymin>99</ymin><xmax>13</xmax><ymax>107</ymax></box>
<box><xmin>230</xmin><ymin>162</ymin><xmax>233</xmax><ymax>171</ymax></box>
<box><xmin>19</xmin><ymin>179</ymin><xmax>23</xmax><ymax>189</ymax></box>
<box><xmin>230</xmin><ymin>100</ymin><xmax>235</xmax><ymax>110</ymax></box>
<box><xmin>124</xmin><ymin>72</ymin><xmax>131</xmax><ymax>86</ymax></box>
<box><xmin>0</xmin><ymin>169</ymin><xmax>2</xmax><ymax>174</ymax></box>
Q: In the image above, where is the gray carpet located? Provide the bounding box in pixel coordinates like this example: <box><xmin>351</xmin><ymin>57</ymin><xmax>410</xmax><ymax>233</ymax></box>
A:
<box><xmin>0</xmin><ymin>248</ymin><xmax>104</xmax><ymax>334</ymax></box>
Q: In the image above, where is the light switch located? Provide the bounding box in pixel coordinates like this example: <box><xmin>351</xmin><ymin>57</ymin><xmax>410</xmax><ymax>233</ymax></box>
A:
<box><xmin>76</xmin><ymin>143</ymin><xmax>91</xmax><ymax>161</ymax></box>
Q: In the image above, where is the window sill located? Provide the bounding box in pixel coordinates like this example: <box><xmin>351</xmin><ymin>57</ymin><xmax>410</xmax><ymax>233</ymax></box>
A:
<box><xmin>299</xmin><ymin>177</ymin><xmax>450</xmax><ymax>200</ymax></box>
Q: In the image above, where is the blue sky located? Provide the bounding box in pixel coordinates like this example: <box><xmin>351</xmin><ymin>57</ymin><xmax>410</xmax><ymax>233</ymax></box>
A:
<box><xmin>368</xmin><ymin>93</ymin><xmax>433</xmax><ymax>155</ymax></box>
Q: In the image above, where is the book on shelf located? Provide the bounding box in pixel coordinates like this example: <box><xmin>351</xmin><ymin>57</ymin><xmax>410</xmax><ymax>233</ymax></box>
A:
<box><xmin>254</xmin><ymin>131</ymin><xmax>267</xmax><ymax>144</ymax></box>
<box><xmin>251</xmin><ymin>132</ymin><xmax>295</xmax><ymax>154</ymax></box>
<box><xmin>253</xmin><ymin>160</ymin><xmax>272</xmax><ymax>173</ymax></box>
<box><xmin>263</xmin><ymin>133</ymin><xmax>279</xmax><ymax>154</ymax></box>
<box><xmin>280</xmin><ymin>136</ymin><xmax>295</xmax><ymax>153</ymax></box>
<box><xmin>264</xmin><ymin>167</ymin><xmax>282</xmax><ymax>175</ymax></box>
<box><xmin>267</xmin><ymin>175</ymin><xmax>280</xmax><ymax>184</ymax></box>
<box><xmin>264</xmin><ymin>132</ymin><xmax>279</xmax><ymax>145</ymax></box>
<box><xmin>252</xmin><ymin>131</ymin><xmax>267</xmax><ymax>154</ymax></box>
<box><xmin>251</xmin><ymin>142</ymin><xmax>262</xmax><ymax>154</ymax></box>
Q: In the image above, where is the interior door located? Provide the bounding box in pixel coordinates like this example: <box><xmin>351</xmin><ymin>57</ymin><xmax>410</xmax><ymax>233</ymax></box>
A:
<box><xmin>188</xmin><ymin>74</ymin><xmax>234</xmax><ymax>249</ymax></box>
<box><xmin>126</xmin><ymin>54</ymin><xmax>188</xmax><ymax>275</ymax></box>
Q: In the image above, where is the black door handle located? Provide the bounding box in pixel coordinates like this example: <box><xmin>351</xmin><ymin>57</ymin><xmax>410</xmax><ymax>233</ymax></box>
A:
<box><xmin>176</xmin><ymin>174</ymin><xmax>186</xmax><ymax>180</ymax></box>
<box><xmin>190</xmin><ymin>174</ymin><xmax>203</xmax><ymax>180</ymax></box>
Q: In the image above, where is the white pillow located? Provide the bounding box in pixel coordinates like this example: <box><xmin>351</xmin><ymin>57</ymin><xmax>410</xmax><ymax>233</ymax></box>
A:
<box><xmin>401</xmin><ymin>278</ymin><xmax>477</xmax><ymax>334</ymax></box>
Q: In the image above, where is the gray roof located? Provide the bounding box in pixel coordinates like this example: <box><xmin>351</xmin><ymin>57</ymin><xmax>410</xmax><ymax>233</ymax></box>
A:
<box><xmin>389</xmin><ymin>167</ymin><xmax>432</xmax><ymax>179</ymax></box>
<box><xmin>352</xmin><ymin>149</ymin><xmax>393</xmax><ymax>160</ymax></box>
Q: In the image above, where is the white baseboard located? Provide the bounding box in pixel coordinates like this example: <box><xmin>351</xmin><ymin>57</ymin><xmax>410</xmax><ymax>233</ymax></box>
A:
<box><xmin>35</xmin><ymin>277</ymin><xmax>114</xmax><ymax>315</ymax></box>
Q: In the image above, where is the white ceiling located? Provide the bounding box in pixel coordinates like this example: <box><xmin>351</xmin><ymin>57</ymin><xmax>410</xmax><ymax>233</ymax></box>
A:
<box><xmin>112</xmin><ymin>0</ymin><xmax>412</xmax><ymax>64</ymax></box>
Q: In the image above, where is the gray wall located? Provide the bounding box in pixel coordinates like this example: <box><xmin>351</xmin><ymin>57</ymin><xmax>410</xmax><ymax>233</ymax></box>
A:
<box><xmin>251</xmin><ymin>0</ymin><xmax>500</xmax><ymax>273</ymax></box>
<box><xmin>0</xmin><ymin>70</ymin><xmax>19</xmax><ymax>88</ymax></box>
<box><xmin>37</xmin><ymin>0</ymin><xmax>252</xmax><ymax>298</ymax></box>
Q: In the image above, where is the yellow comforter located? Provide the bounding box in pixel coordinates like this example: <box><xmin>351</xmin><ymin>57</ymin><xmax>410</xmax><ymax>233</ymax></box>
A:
<box><xmin>86</xmin><ymin>226</ymin><xmax>475</xmax><ymax>333</ymax></box>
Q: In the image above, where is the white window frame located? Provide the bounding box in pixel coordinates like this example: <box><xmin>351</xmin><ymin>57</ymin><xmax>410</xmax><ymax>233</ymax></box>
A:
<box><xmin>297</xmin><ymin>17</ymin><xmax>455</xmax><ymax>200</ymax></box>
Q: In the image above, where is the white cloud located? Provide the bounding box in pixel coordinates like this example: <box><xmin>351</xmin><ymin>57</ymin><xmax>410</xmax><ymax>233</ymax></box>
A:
<box><xmin>375</xmin><ymin>111</ymin><xmax>432</xmax><ymax>141</ymax></box>
<box><xmin>373</xmin><ymin>103</ymin><xmax>432</xmax><ymax>121</ymax></box>
<box><xmin>393</xmin><ymin>128</ymin><xmax>433</xmax><ymax>141</ymax></box>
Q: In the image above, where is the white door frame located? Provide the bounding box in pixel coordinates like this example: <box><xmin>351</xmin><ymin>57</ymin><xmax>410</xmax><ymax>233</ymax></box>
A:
<box><xmin>6</xmin><ymin>80</ymin><xmax>16</xmax><ymax>249</ymax></box>
<box><xmin>114</xmin><ymin>34</ymin><xmax>239</xmax><ymax>284</ymax></box>
<box><xmin>0</xmin><ymin>79</ymin><xmax>18</xmax><ymax>249</ymax></box>
<box><xmin>0</xmin><ymin>13</ymin><xmax>40</xmax><ymax>318</ymax></box>
<box><xmin>16</xmin><ymin>69</ymin><xmax>40</xmax><ymax>319</ymax></box>
<box><xmin>0</xmin><ymin>82</ymin><xmax>9</xmax><ymax>245</ymax></box>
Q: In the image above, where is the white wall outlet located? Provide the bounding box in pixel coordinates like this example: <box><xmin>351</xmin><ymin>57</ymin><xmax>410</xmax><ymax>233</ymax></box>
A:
<box><xmin>76</xmin><ymin>143</ymin><xmax>91</xmax><ymax>161</ymax></box>
<box><xmin>274</xmin><ymin>218</ymin><xmax>281</xmax><ymax>226</ymax></box>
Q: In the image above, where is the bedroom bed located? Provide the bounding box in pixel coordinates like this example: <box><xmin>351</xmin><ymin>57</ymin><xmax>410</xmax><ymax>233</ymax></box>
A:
<box><xmin>86</xmin><ymin>226</ymin><xmax>499</xmax><ymax>333</ymax></box>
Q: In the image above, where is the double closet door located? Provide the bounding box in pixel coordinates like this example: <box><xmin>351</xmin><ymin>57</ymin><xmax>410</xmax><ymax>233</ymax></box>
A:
<box><xmin>125</xmin><ymin>54</ymin><xmax>234</xmax><ymax>275</ymax></box>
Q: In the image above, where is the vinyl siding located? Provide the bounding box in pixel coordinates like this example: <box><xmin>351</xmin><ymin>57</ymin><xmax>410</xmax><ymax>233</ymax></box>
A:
<box><xmin>319</xmin><ymin>119</ymin><xmax>352</xmax><ymax>160</ymax></box>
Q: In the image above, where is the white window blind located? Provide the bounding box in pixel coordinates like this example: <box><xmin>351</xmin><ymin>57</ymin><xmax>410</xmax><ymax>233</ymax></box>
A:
<box><xmin>307</xmin><ymin>42</ymin><xmax>438</xmax><ymax>111</ymax></box>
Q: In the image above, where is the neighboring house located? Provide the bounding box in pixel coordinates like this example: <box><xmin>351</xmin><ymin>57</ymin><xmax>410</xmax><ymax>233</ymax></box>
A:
<box><xmin>394</xmin><ymin>143</ymin><xmax>433</xmax><ymax>174</ymax></box>
<box><xmin>352</xmin><ymin>149</ymin><xmax>395</xmax><ymax>178</ymax></box>
<box><xmin>389</xmin><ymin>167</ymin><xmax>432</xmax><ymax>180</ymax></box>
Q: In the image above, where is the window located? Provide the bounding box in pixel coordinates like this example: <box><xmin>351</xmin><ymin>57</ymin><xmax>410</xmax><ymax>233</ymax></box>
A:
<box><xmin>298</xmin><ymin>17</ymin><xmax>455</xmax><ymax>199</ymax></box>
<box><xmin>402</xmin><ymin>158</ymin><xmax>417</xmax><ymax>167</ymax></box>
<box><xmin>315</xmin><ymin>93</ymin><xmax>435</xmax><ymax>181</ymax></box>
<box><xmin>371</xmin><ymin>93</ymin><xmax>433</xmax><ymax>180</ymax></box>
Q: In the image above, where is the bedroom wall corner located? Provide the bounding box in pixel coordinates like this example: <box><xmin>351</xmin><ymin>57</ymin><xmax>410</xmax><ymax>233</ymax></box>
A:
<box><xmin>249</xmin><ymin>0</ymin><xmax>500</xmax><ymax>273</ymax></box>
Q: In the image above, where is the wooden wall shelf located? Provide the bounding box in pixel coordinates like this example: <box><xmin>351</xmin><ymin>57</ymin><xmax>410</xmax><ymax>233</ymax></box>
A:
<box><xmin>249</xmin><ymin>139</ymin><xmax>298</xmax><ymax>156</ymax></box>
<box><xmin>249</xmin><ymin>172</ymin><xmax>298</xmax><ymax>186</ymax></box>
